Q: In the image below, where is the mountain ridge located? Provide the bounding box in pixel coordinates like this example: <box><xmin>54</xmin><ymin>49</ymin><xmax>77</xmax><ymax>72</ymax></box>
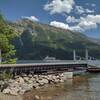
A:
<box><xmin>9</xmin><ymin>19</ymin><xmax>100</xmax><ymax>60</ymax></box>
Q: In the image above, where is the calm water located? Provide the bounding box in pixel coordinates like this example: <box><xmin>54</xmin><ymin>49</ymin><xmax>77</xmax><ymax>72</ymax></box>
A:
<box><xmin>24</xmin><ymin>73</ymin><xmax>100</xmax><ymax>100</ymax></box>
<box><xmin>54</xmin><ymin>73</ymin><xmax>100</xmax><ymax>100</ymax></box>
<box><xmin>23</xmin><ymin>60</ymin><xmax>100</xmax><ymax>100</ymax></box>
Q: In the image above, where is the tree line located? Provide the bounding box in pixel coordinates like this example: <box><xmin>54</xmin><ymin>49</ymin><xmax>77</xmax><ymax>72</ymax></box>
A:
<box><xmin>0</xmin><ymin>14</ymin><xmax>17</xmax><ymax>64</ymax></box>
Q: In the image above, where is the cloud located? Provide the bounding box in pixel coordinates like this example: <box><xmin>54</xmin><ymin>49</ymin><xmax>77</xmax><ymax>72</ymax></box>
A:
<box><xmin>50</xmin><ymin>15</ymin><xmax>100</xmax><ymax>32</ymax></box>
<box><xmin>71</xmin><ymin>15</ymin><xmax>100</xmax><ymax>31</ymax></box>
<box><xmin>44</xmin><ymin>0</ymin><xmax>95</xmax><ymax>16</ymax></box>
<box><xmin>74</xmin><ymin>21</ymin><xmax>97</xmax><ymax>31</ymax></box>
<box><xmin>22</xmin><ymin>16</ymin><xmax>39</xmax><ymax>22</ymax></box>
<box><xmin>75</xmin><ymin>6</ymin><xmax>85</xmax><ymax>14</ymax></box>
<box><xmin>91</xmin><ymin>4</ymin><xmax>96</xmax><ymax>7</ymax></box>
<box><xmin>44</xmin><ymin>0</ymin><xmax>75</xmax><ymax>14</ymax></box>
<box><xmin>85</xmin><ymin>9</ymin><xmax>94</xmax><ymax>13</ymax></box>
<box><xmin>50</xmin><ymin>21</ymin><xmax>70</xmax><ymax>29</ymax></box>
<box><xmin>75</xmin><ymin>6</ymin><xmax>95</xmax><ymax>14</ymax></box>
<box><xmin>66</xmin><ymin>16</ymin><xmax>79</xmax><ymax>23</ymax></box>
<box><xmin>80</xmin><ymin>15</ymin><xmax>100</xmax><ymax>24</ymax></box>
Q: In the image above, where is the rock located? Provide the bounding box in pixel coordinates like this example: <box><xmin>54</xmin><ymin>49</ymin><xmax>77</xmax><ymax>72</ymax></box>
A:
<box><xmin>1</xmin><ymin>73</ymin><xmax>68</xmax><ymax>95</ymax></box>
<box><xmin>33</xmin><ymin>75</ymin><xmax>38</xmax><ymax>78</ymax></box>
<box><xmin>54</xmin><ymin>79</ymin><xmax>60</xmax><ymax>83</ymax></box>
<box><xmin>56</xmin><ymin>75</ymin><xmax>60</xmax><ymax>79</ymax></box>
<box><xmin>48</xmin><ymin>96</ymin><xmax>52</xmax><ymax>100</ymax></box>
<box><xmin>9</xmin><ymin>89</ymin><xmax>18</xmax><ymax>96</ymax></box>
<box><xmin>34</xmin><ymin>95</ymin><xmax>40</xmax><ymax>100</ymax></box>
<box><xmin>14</xmin><ymin>75</ymin><xmax>20</xmax><ymax>79</ymax></box>
<box><xmin>0</xmin><ymin>81</ymin><xmax>5</xmax><ymax>89</ymax></box>
<box><xmin>33</xmin><ymin>83</ymin><xmax>39</xmax><ymax>88</ymax></box>
<box><xmin>60</xmin><ymin>73</ymin><xmax>64</xmax><ymax>77</ymax></box>
<box><xmin>27</xmin><ymin>80</ymin><xmax>33</xmax><ymax>84</ymax></box>
<box><xmin>8</xmin><ymin>79</ymin><xmax>15</xmax><ymax>83</ymax></box>
<box><xmin>30</xmin><ymin>77</ymin><xmax>36</xmax><ymax>82</ymax></box>
<box><xmin>0</xmin><ymin>81</ymin><xmax>5</xmax><ymax>85</ymax></box>
<box><xmin>18</xmin><ymin>89</ymin><xmax>26</xmax><ymax>95</ymax></box>
<box><xmin>52</xmin><ymin>76</ymin><xmax>56</xmax><ymax>80</ymax></box>
<box><xmin>16</xmin><ymin>77</ymin><xmax>24</xmax><ymax>84</ymax></box>
<box><xmin>59</xmin><ymin>79</ymin><xmax>64</xmax><ymax>83</ymax></box>
<box><xmin>23</xmin><ymin>77</ymin><xmax>29</xmax><ymax>82</ymax></box>
<box><xmin>37</xmin><ymin>80</ymin><xmax>44</xmax><ymax>86</ymax></box>
<box><xmin>42</xmin><ymin>75</ymin><xmax>48</xmax><ymax>79</ymax></box>
<box><xmin>41</xmin><ymin>79</ymin><xmax>49</xmax><ymax>84</ymax></box>
<box><xmin>3</xmin><ymin>88</ymin><xmax>10</xmax><ymax>94</ymax></box>
<box><xmin>37</xmin><ymin>78</ymin><xmax>49</xmax><ymax>86</ymax></box>
<box><xmin>20</xmin><ymin>83</ymin><xmax>33</xmax><ymax>91</ymax></box>
<box><xmin>21</xmin><ymin>73</ymin><xmax>27</xmax><ymax>77</ymax></box>
<box><xmin>38</xmin><ymin>76</ymin><xmax>43</xmax><ymax>80</ymax></box>
<box><xmin>28</xmin><ymin>74</ymin><xmax>33</xmax><ymax>78</ymax></box>
<box><xmin>1</xmin><ymin>83</ymin><xmax>9</xmax><ymax>92</ymax></box>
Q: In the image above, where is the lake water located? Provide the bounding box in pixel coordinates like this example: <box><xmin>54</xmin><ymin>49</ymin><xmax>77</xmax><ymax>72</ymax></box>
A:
<box><xmin>24</xmin><ymin>73</ymin><xmax>100</xmax><ymax>100</ymax></box>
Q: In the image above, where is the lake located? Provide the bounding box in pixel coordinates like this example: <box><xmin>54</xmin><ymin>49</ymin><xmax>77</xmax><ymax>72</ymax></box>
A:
<box><xmin>23</xmin><ymin>73</ymin><xmax>100</xmax><ymax>100</ymax></box>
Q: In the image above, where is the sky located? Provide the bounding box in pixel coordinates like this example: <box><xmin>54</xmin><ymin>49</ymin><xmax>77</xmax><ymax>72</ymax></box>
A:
<box><xmin>0</xmin><ymin>0</ymin><xmax>100</xmax><ymax>39</ymax></box>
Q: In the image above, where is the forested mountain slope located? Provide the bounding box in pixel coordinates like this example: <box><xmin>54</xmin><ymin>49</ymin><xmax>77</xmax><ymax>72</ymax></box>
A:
<box><xmin>9</xmin><ymin>19</ymin><xmax>100</xmax><ymax>60</ymax></box>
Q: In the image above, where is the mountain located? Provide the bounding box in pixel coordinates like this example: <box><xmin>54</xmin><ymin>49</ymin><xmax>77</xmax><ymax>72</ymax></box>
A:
<box><xmin>88</xmin><ymin>38</ymin><xmax>100</xmax><ymax>45</ymax></box>
<box><xmin>9</xmin><ymin>19</ymin><xmax>100</xmax><ymax>60</ymax></box>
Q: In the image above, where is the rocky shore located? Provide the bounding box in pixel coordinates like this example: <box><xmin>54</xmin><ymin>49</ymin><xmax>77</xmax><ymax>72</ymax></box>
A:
<box><xmin>0</xmin><ymin>73</ymin><xmax>69</xmax><ymax>96</ymax></box>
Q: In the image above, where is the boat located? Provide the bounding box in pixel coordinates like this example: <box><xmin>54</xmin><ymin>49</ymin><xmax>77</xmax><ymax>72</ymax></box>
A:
<box><xmin>87</xmin><ymin>67</ymin><xmax>100</xmax><ymax>73</ymax></box>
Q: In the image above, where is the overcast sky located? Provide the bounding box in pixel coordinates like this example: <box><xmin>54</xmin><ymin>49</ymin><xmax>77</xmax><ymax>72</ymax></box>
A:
<box><xmin>0</xmin><ymin>0</ymin><xmax>100</xmax><ymax>38</ymax></box>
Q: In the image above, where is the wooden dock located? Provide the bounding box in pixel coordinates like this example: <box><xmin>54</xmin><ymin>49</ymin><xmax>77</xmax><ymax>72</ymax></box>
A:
<box><xmin>0</xmin><ymin>61</ymin><xmax>88</xmax><ymax>74</ymax></box>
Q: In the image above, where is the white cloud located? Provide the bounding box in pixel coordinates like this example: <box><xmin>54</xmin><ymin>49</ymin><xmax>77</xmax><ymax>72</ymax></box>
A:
<box><xmin>50</xmin><ymin>15</ymin><xmax>100</xmax><ymax>32</ymax></box>
<box><xmin>78</xmin><ymin>21</ymin><xmax>97</xmax><ymax>31</ymax></box>
<box><xmin>66</xmin><ymin>16</ymin><xmax>79</xmax><ymax>23</ymax></box>
<box><xmin>86</xmin><ymin>3</ymin><xmax>96</xmax><ymax>7</ymax></box>
<box><xmin>75</xmin><ymin>6</ymin><xmax>85</xmax><ymax>14</ymax></box>
<box><xmin>22</xmin><ymin>16</ymin><xmax>39</xmax><ymax>22</ymax></box>
<box><xmin>80</xmin><ymin>15</ymin><xmax>100</xmax><ymax>24</ymax></box>
<box><xmin>71</xmin><ymin>15</ymin><xmax>100</xmax><ymax>32</ymax></box>
<box><xmin>75</xmin><ymin>6</ymin><xmax>95</xmax><ymax>14</ymax></box>
<box><xmin>44</xmin><ymin>0</ymin><xmax>75</xmax><ymax>14</ymax></box>
<box><xmin>50</xmin><ymin>21</ymin><xmax>70</xmax><ymax>29</ymax></box>
<box><xmin>91</xmin><ymin>4</ymin><xmax>96</xmax><ymax>7</ymax></box>
<box><xmin>85</xmin><ymin>9</ymin><xmax>94</xmax><ymax>13</ymax></box>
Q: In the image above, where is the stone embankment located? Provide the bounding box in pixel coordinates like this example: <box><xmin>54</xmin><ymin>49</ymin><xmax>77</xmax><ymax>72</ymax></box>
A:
<box><xmin>0</xmin><ymin>73</ymin><xmax>70</xmax><ymax>96</ymax></box>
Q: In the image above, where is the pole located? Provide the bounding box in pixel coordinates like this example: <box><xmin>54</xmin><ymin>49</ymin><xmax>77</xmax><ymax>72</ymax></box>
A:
<box><xmin>85</xmin><ymin>49</ymin><xmax>88</xmax><ymax>61</ymax></box>
<box><xmin>73</xmin><ymin>50</ymin><xmax>76</xmax><ymax>61</ymax></box>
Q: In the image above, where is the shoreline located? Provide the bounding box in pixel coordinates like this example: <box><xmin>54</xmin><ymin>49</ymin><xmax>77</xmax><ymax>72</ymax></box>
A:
<box><xmin>0</xmin><ymin>72</ymin><xmax>73</xmax><ymax>97</ymax></box>
<box><xmin>0</xmin><ymin>74</ymin><xmax>97</xmax><ymax>100</ymax></box>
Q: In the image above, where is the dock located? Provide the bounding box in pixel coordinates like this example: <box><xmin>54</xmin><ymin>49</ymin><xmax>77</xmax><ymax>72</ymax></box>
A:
<box><xmin>0</xmin><ymin>60</ymin><xmax>88</xmax><ymax>74</ymax></box>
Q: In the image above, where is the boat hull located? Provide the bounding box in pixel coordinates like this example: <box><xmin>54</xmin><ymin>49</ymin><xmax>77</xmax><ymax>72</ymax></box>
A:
<box><xmin>87</xmin><ymin>68</ymin><xmax>100</xmax><ymax>73</ymax></box>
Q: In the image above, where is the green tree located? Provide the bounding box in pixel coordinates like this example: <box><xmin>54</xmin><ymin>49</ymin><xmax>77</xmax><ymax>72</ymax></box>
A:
<box><xmin>0</xmin><ymin>14</ymin><xmax>17</xmax><ymax>64</ymax></box>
